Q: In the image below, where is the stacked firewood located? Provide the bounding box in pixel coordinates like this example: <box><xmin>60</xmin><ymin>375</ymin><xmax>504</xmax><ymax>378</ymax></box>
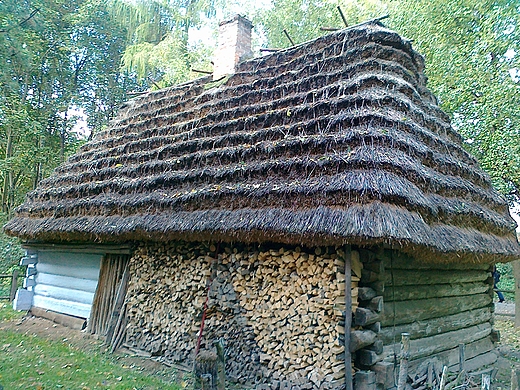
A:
<box><xmin>124</xmin><ymin>242</ymin><xmax>353</xmax><ymax>389</ymax></box>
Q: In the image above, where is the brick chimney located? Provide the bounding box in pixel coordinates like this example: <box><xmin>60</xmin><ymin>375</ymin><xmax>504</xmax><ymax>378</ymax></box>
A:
<box><xmin>213</xmin><ymin>15</ymin><xmax>253</xmax><ymax>80</ymax></box>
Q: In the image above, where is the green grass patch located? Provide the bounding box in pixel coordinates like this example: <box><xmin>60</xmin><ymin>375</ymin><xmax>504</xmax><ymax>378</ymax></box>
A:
<box><xmin>0</xmin><ymin>314</ymin><xmax>184</xmax><ymax>389</ymax></box>
<box><xmin>0</xmin><ymin>302</ymin><xmax>25</xmax><ymax>322</ymax></box>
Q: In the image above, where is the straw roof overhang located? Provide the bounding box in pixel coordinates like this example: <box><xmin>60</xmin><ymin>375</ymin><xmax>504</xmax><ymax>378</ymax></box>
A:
<box><xmin>5</xmin><ymin>22</ymin><xmax>520</xmax><ymax>264</ymax></box>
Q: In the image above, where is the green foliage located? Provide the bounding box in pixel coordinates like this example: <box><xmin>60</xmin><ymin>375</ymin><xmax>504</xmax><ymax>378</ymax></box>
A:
<box><xmin>497</xmin><ymin>262</ymin><xmax>515</xmax><ymax>301</ymax></box>
<box><xmin>114</xmin><ymin>0</ymin><xmax>219</xmax><ymax>87</ymax></box>
<box><xmin>389</xmin><ymin>0</ymin><xmax>520</xmax><ymax>200</ymax></box>
<box><xmin>0</xmin><ymin>320</ymin><xmax>183</xmax><ymax>388</ymax></box>
<box><xmin>258</xmin><ymin>0</ymin><xmax>520</xmax><ymax>202</ymax></box>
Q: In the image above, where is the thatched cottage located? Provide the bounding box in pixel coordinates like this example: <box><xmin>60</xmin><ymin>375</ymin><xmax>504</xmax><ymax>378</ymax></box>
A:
<box><xmin>6</xmin><ymin>15</ymin><xmax>520</xmax><ymax>390</ymax></box>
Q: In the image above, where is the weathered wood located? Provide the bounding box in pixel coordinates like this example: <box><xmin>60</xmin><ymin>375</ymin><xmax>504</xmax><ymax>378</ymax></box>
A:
<box><xmin>30</xmin><ymin>307</ymin><xmax>86</xmax><ymax>330</ymax></box>
<box><xmin>365</xmin><ymin>322</ymin><xmax>381</xmax><ymax>333</ymax></box>
<box><xmin>358</xmin><ymin>287</ymin><xmax>376</xmax><ymax>301</ymax></box>
<box><xmin>350</xmin><ymin>330</ymin><xmax>377</xmax><ymax>352</ymax></box>
<box><xmin>381</xmin><ymin>294</ymin><xmax>492</xmax><ymax>326</ymax></box>
<box><xmin>36</xmin><ymin>251</ymin><xmax>101</xmax><ymax>279</ymax></box>
<box><xmin>366</xmin><ymin>340</ymin><xmax>383</xmax><ymax>354</ymax></box>
<box><xmin>106</xmin><ymin>260</ymin><xmax>130</xmax><ymax>345</ymax></box>
<box><xmin>23</xmin><ymin>244</ymin><xmax>131</xmax><ymax>255</ymax></box>
<box><xmin>33</xmin><ymin>284</ymin><xmax>94</xmax><ymax>304</ymax></box>
<box><xmin>402</xmin><ymin>336</ymin><xmax>494</xmax><ymax>375</ymax></box>
<box><xmin>354</xmin><ymin>371</ymin><xmax>376</xmax><ymax>390</ymax></box>
<box><xmin>514</xmin><ymin>260</ymin><xmax>520</xmax><ymax>328</ymax></box>
<box><xmin>344</xmin><ymin>245</ymin><xmax>353</xmax><ymax>390</ymax></box>
<box><xmin>355</xmin><ymin>307</ymin><xmax>379</xmax><ymax>326</ymax></box>
<box><xmin>36</xmin><ymin>273</ymin><xmax>98</xmax><ymax>293</ymax></box>
<box><xmin>381</xmin><ymin>252</ymin><xmax>491</xmax><ymax>270</ymax></box>
<box><xmin>384</xmin><ymin>269</ymin><xmax>489</xmax><ymax>286</ymax></box>
<box><xmin>32</xmin><ymin>295</ymin><xmax>92</xmax><ymax>319</ymax></box>
<box><xmin>9</xmin><ymin>269</ymin><xmax>18</xmax><ymax>301</ymax></box>
<box><xmin>379</xmin><ymin>307</ymin><xmax>492</xmax><ymax>344</ymax></box>
<box><xmin>458</xmin><ymin>344</ymin><xmax>465</xmax><ymax>373</ymax></box>
<box><xmin>368</xmin><ymin>296</ymin><xmax>383</xmax><ymax>312</ymax></box>
<box><xmin>373</xmin><ymin>362</ymin><xmax>394</xmax><ymax>389</ymax></box>
<box><xmin>384</xmin><ymin>282</ymin><xmax>489</xmax><ymax>302</ymax></box>
<box><xmin>383</xmin><ymin>323</ymin><xmax>491</xmax><ymax>362</ymax></box>
<box><xmin>357</xmin><ymin>349</ymin><xmax>380</xmax><ymax>366</ymax></box>
<box><xmin>396</xmin><ymin>333</ymin><xmax>410</xmax><ymax>390</ymax></box>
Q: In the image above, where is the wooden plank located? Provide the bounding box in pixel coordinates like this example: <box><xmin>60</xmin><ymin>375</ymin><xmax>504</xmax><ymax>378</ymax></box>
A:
<box><xmin>383</xmin><ymin>323</ymin><xmax>491</xmax><ymax>362</ymax></box>
<box><xmin>381</xmin><ymin>252</ymin><xmax>491</xmax><ymax>270</ymax></box>
<box><xmin>396</xmin><ymin>337</ymin><xmax>494</xmax><ymax>374</ymax></box>
<box><xmin>384</xmin><ymin>282</ymin><xmax>489</xmax><ymax>302</ymax></box>
<box><xmin>32</xmin><ymin>295</ymin><xmax>92</xmax><ymax>319</ymax></box>
<box><xmin>344</xmin><ymin>245</ymin><xmax>352</xmax><ymax>390</ymax></box>
<box><xmin>35</xmin><ymin>273</ymin><xmax>98</xmax><ymax>292</ymax></box>
<box><xmin>37</xmin><ymin>252</ymin><xmax>101</xmax><ymax>280</ymax></box>
<box><xmin>381</xmin><ymin>293</ymin><xmax>492</xmax><ymax>326</ymax></box>
<box><xmin>379</xmin><ymin>307</ymin><xmax>492</xmax><ymax>344</ymax></box>
<box><xmin>33</xmin><ymin>284</ymin><xmax>95</xmax><ymax>305</ymax></box>
<box><xmin>383</xmin><ymin>269</ymin><xmax>489</xmax><ymax>286</ymax></box>
<box><xmin>23</xmin><ymin>244</ymin><xmax>131</xmax><ymax>255</ymax></box>
<box><xmin>514</xmin><ymin>260</ymin><xmax>520</xmax><ymax>327</ymax></box>
<box><xmin>9</xmin><ymin>269</ymin><xmax>18</xmax><ymax>301</ymax></box>
<box><xmin>30</xmin><ymin>307</ymin><xmax>86</xmax><ymax>330</ymax></box>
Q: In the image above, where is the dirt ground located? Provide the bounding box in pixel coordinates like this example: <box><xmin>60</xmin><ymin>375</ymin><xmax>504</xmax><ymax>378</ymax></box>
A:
<box><xmin>3</xmin><ymin>312</ymin><xmax>520</xmax><ymax>389</ymax></box>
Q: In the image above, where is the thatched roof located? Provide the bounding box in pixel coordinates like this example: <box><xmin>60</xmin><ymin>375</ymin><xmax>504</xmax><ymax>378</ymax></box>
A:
<box><xmin>5</xmin><ymin>22</ymin><xmax>519</xmax><ymax>263</ymax></box>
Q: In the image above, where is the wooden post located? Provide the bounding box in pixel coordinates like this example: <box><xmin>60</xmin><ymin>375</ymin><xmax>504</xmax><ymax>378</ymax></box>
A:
<box><xmin>458</xmin><ymin>343</ymin><xmax>465</xmax><ymax>373</ymax></box>
<box><xmin>9</xmin><ymin>269</ymin><xmax>18</xmax><ymax>301</ymax></box>
<box><xmin>344</xmin><ymin>245</ymin><xmax>353</xmax><ymax>390</ymax></box>
<box><xmin>481</xmin><ymin>373</ymin><xmax>490</xmax><ymax>389</ymax></box>
<box><xmin>396</xmin><ymin>333</ymin><xmax>410</xmax><ymax>390</ymax></box>
<box><xmin>512</xmin><ymin>369</ymin><xmax>520</xmax><ymax>390</ymax></box>
<box><xmin>514</xmin><ymin>261</ymin><xmax>520</xmax><ymax>327</ymax></box>
<box><xmin>439</xmin><ymin>366</ymin><xmax>448</xmax><ymax>390</ymax></box>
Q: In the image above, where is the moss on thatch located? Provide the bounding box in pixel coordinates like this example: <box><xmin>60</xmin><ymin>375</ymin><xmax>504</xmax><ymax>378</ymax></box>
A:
<box><xmin>5</xmin><ymin>22</ymin><xmax>519</xmax><ymax>263</ymax></box>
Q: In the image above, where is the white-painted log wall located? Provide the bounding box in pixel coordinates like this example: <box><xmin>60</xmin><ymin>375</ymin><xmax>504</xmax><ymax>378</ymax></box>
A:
<box><xmin>32</xmin><ymin>251</ymin><xmax>101</xmax><ymax>319</ymax></box>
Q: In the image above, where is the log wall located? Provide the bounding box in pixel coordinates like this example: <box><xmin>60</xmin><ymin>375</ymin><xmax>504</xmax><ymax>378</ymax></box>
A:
<box><xmin>124</xmin><ymin>242</ymin><xmax>350</xmax><ymax>389</ymax></box>
<box><xmin>378</xmin><ymin>249</ymin><xmax>496</xmax><ymax>374</ymax></box>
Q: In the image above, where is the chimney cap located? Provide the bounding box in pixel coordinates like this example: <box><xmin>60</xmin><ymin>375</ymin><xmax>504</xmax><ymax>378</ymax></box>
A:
<box><xmin>219</xmin><ymin>14</ymin><xmax>253</xmax><ymax>28</ymax></box>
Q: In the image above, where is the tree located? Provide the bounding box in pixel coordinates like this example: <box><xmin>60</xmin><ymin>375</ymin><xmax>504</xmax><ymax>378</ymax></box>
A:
<box><xmin>258</xmin><ymin>0</ymin><xmax>520</xmax><ymax>201</ymax></box>
<box><xmin>389</xmin><ymin>0</ymin><xmax>520</xmax><ymax>200</ymax></box>
<box><xmin>113</xmin><ymin>0</ymin><xmax>220</xmax><ymax>88</ymax></box>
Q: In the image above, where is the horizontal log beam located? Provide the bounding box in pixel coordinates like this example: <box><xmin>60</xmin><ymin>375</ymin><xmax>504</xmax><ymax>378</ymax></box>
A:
<box><xmin>380</xmin><ymin>252</ymin><xmax>491</xmax><ymax>270</ymax></box>
<box><xmin>383</xmin><ymin>270</ymin><xmax>489</xmax><ymax>286</ymax></box>
<box><xmin>383</xmin><ymin>282</ymin><xmax>489</xmax><ymax>302</ymax></box>
<box><xmin>381</xmin><ymin>293</ymin><xmax>492</xmax><ymax>326</ymax></box>
<box><xmin>379</xmin><ymin>307</ymin><xmax>492</xmax><ymax>344</ymax></box>
<box><xmin>383</xmin><ymin>323</ymin><xmax>491</xmax><ymax>362</ymax></box>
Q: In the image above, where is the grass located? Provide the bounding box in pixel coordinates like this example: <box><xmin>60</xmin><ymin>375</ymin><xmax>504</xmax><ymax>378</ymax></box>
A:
<box><xmin>0</xmin><ymin>304</ymin><xmax>184</xmax><ymax>390</ymax></box>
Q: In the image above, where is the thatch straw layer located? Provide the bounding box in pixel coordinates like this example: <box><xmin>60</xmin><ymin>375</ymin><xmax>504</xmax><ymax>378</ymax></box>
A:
<box><xmin>5</xmin><ymin>22</ymin><xmax>519</xmax><ymax>263</ymax></box>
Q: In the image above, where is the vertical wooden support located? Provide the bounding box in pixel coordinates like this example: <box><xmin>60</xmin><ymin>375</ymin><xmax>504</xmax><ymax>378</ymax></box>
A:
<box><xmin>9</xmin><ymin>269</ymin><xmax>18</xmax><ymax>301</ymax></box>
<box><xmin>514</xmin><ymin>261</ymin><xmax>520</xmax><ymax>327</ymax></box>
<box><xmin>344</xmin><ymin>245</ymin><xmax>353</xmax><ymax>390</ymax></box>
<box><xmin>458</xmin><ymin>343</ymin><xmax>465</xmax><ymax>373</ymax></box>
<box><xmin>397</xmin><ymin>333</ymin><xmax>410</xmax><ymax>390</ymax></box>
<box><xmin>481</xmin><ymin>374</ymin><xmax>490</xmax><ymax>389</ymax></box>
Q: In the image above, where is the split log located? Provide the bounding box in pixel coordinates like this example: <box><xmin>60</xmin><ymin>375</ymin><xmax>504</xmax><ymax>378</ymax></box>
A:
<box><xmin>350</xmin><ymin>330</ymin><xmax>377</xmax><ymax>352</ymax></box>
<box><xmin>355</xmin><ymin>307</ymin><xmax>379</xmax><ymax>326</ymax></box>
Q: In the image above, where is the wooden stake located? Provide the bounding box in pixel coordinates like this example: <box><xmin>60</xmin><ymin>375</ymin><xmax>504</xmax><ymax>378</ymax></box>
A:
<box><xmin>337</xmin><ymin>6</ymin><xmax>348</xmax><ymax>27</ymax></box>
<box><xmin>513</xmin><ymin>260</ymin><xmax>520</xmax><ymax>327</ymax></box>
<box><xmin>283</xmin><ymin>29</ymin><xmax>295</xmax><ymax>46</ymax></box>
<box><xmin>459</xmin><ymin>343</ymin><xmax>465</xmax><ymax>373</ymax></box>
<box><xmin>481</xmin><ymin>373</ymin><xmax>490</xmax><ymax>389</ymax></box>
<box><xmin>396</xmin><ymin>333</ymin><xmax>410</xmax><ymax>390</ymax></box>
<box><xmin>9</xmin><ymin>269</ymin><xmax>18</xmax><ymax>301</ymax></box>
<box><xmin>439</xmin><ymin>366</ymin><xmax>448</xmax><ymax>390</ymax></box>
